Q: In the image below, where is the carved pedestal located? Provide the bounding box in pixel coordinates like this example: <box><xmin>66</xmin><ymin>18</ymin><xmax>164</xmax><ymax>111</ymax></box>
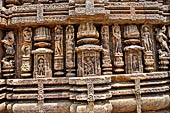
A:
<box><xmin>158</xmin><ymin>50</ymin><xmax>170</xmax><ymax>71</ymax></box>
<box><xmin>144</xmin><ymin>51</ymin><xmax>154</xmax><ymax>72</ymax></box>
<box><xmin>114</xmin><ymin>53</ymin><xmax>124</xmax><ymax>73</ymax></box>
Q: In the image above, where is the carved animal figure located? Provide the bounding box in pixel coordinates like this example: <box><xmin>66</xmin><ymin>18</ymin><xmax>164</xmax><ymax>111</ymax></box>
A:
<box><xmin>1</xmin><ymin>58</ymin><xmax>14</xmax><ymax>68</ymax></box>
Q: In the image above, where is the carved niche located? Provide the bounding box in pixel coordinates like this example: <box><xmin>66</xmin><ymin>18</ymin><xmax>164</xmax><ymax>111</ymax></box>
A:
<box><xmin>112</xmin><ymin>24</ymin><xmax>124</xmax><ymax>73</ymax></box>
<box><xmin>141</xmin><ymin>25</ymin><xmax>155</xmax><ymax>72</ymax></box>
<box><xmin>32</xmin><ymin>27</ymin><xmax>53</xmax><ymax>78</ymax></box>
<box><xmin>76</xmin><ymin>23</ymin><xmax>102</xmax><ymax>77</ymax></box>
<box><xmin>124</xmin><ymin>25</ymin><xmax>144</xmax><ymax>74</ymax></box>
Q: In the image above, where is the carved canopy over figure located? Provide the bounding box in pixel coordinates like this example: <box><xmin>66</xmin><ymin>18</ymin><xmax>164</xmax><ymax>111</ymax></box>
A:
<box><xmin>156</xmin><ymin>26</ymin><xmax>170</xmax><ymax>53</ymax></box>
<box><xmin>112</xmin><ymin>24</ymin><xmax>122</xmax><ymax>53</ymax></box>
<box><xmin>141</xmin><ymin>25</ymin><xmax>153</xmax><ymax>52</ymax></box>
<box><xmin>1</xmin><ymin>31</ymin><xmax>15</xmax><ymax>55</ymax></box>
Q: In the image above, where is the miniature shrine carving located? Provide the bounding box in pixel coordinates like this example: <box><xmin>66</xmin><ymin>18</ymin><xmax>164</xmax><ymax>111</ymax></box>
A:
<box><xmin>0</xmin><ymin>0</ymin><xmax>170</xmax><ymax>113</ymax></box>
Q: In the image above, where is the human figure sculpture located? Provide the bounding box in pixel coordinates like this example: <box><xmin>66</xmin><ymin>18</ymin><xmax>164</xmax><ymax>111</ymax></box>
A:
<box><xmin>156</xmin><ymin>26</ymin><xmax>170</xmax><ymax>53</ymax></box>
<box><xmin>38</xmin><ymin>58</ymin><xmax>45</xmax><ymax>76</ymax></box>
<box><xmin>112</xmin><ymin>25</ymin><xmax>122</xmax><ymax>53</ymax></box>
<box><xmin>55</xmin><ymin>27</ymin><xmax>63</xmax><ymax>56</ymax></box>
<box><xmin>141</xmin><ymin>26</ymin><xmax>153</xmax><ymax>51</ymax></box>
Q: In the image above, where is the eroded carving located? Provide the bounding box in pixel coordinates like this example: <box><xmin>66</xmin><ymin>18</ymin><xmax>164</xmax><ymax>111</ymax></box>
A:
<box><xmin>54</xmin><ymin>25</ymin><xmax>64</xmax><ymax>76</ymax></box>
<box><xmin>112</xmin><ymin>24</ymin><xmax>124</xmax><ymax>73</ymax></box>
<box><xmin>156</xmin><ymin>26</ymin><xmax>170</xmax><ymax>71</ymax></box>
<box><xmin>141</xmin><ymin>25</ymin><xmax>155</xmax><ymax>72</ymax></box>
<box><xmin>66</xmin><ymin>25</ymin><xmax>76</xmax><ymax>77</ymax></box>
<box><xmin>21</xmin><ymin>27</ymin><xmax>32</xmax><ymax>77</ymax></box>
<box><xmin>1</xmin><ymin>31</ymin><xmax>15</xmax><ymax>77</ymax></box>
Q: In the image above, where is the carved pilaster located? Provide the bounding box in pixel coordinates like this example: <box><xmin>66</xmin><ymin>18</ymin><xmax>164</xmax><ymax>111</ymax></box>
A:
<box><xmin>112</xmin><ymin>24</ymin><xmax>124</xmax><ymax>73</ymax></box>
<box><xmin>1</xmin><ymin>31</ymin><xmax>15</xmax><ymax>77</ymax></box>
<box><xmin>66</xmin><ymin>25</ymin><xmax>76</xmax><ymax>77</ymax></box>
<box><xmin>124</xmin><ymin>25</ymin><xmax>144</xmax><ymax>74</ymax></box>
<box><xmin>32</xmin><ymin>27</ymin><xmax>53</xmax><ymax>78</ymax></box>
<box><xmin>168</xmin><ymin>26</ymin><xmax>170</xmax><ymax>49</ymax></box>
<box><xmin>37</xmin><ymin>4</ymin><xmax>44</xmax><ymax>23</ymax></box>
<box><xmin>141</xmin><ymin>25</ymin><xmax>155</xmax><ymax>72</ymax></box>
<box><xmin>156</xmin><ymin>26</ymin><xmax>170</xmax><ymax>71</ymax></box>
<box><xmin>76</xmin><ymin>23</ymin><xmax>102</xmax><ymax>77</ymax></box>
<box><xmin>101</xmin><ymin>25</ymin><xmax>112</xmax><ymax>75</ymax></box>
<box><xmin>21</xmin><ymin>27</ymin><xmax>32</xmax><ymax>77</ymax></box>
<box><xmin>0</xmin><ymin>30</ymin><xmax>4</xmax><ymax>78</ymax></box>
<box><xmin>54</xmin><ymin>25</ymin><xmax>64</xmax><ymax>76</ymax></box>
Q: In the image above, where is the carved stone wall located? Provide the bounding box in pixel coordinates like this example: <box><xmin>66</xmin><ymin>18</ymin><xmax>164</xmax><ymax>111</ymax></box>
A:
<box><xmin>0</xmin><ymin>0</ymin><xmax>170</xmax><ymax>113</ymax></box>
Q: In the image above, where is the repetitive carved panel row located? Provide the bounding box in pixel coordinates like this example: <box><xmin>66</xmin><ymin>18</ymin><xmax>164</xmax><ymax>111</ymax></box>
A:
<box><xmin>1</xmin><ymin>23</ymin><xmax>170</xmax><ymax>79</ymax></box>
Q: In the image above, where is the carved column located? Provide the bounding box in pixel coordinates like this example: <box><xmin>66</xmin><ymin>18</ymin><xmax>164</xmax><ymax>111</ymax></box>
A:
<box><xmin>156</xmin><ymin>26</ymin><xmax>170</xmax><ymax>71</ymax></box>
<box><xmin>66</xmin><ymin>25</ymin><xmax>76</xmax><ymax>77</ymax></box>
<box><xmin>54</xmin><ymin>25</ymin><xmax>64</xmax><ymax>76</ymax></box>
<box><xmin>32</xmin><ymin>27</ymin><xmax>53</xmax><ymax>78</ymax></box>
<box><xmin>101</xmin><ymin>25</ymin><xmax>112</xmax><ymax>75</ymax></box>
<box><xmin>76</xmin><ymin>23</ymin><xmax>102</xmax><ymax>77</ymax></box>
<box><xmin>124</xmin><ymin>25</ymin><xmax>144</xmax><ymax>74</ymax></box>
<box><xmin>112</xmin><ymin>24</ymin><xmax>124</xmax><ymax>73</ymax></box>
<box><xmin>1</xmin><ymin>31</ymin><xmax>15</xmax><ymax>77</ymax></box>
<box><xmin>21</xmin><ymin>27</ymin><xmax>32</xmax><ymax>77</ymax></box>
<box><xmin>141</xmin><ymin>25</ymin><xmax>155</xmax><ymax>72</ymax></box>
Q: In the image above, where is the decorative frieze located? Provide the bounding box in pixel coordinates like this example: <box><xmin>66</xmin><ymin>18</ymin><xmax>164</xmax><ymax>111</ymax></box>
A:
<box><xmin>21</xmin><ymin>27</ymin><xmax>32</xmax><ymax>77</ymax></box>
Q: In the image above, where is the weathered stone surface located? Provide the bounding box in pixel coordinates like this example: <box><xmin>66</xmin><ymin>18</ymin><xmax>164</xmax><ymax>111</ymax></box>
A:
<box><xmin>0</xmin><ymin>0</ymin><xmax>170</xmax><ymax>113</ymax></box>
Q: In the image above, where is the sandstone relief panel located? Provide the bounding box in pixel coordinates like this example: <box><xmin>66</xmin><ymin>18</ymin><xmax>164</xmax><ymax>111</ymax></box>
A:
<box><xmin>0</xmin><ymin>0</ymin><xmax>170</xmax><ymax>113</ymax></box>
